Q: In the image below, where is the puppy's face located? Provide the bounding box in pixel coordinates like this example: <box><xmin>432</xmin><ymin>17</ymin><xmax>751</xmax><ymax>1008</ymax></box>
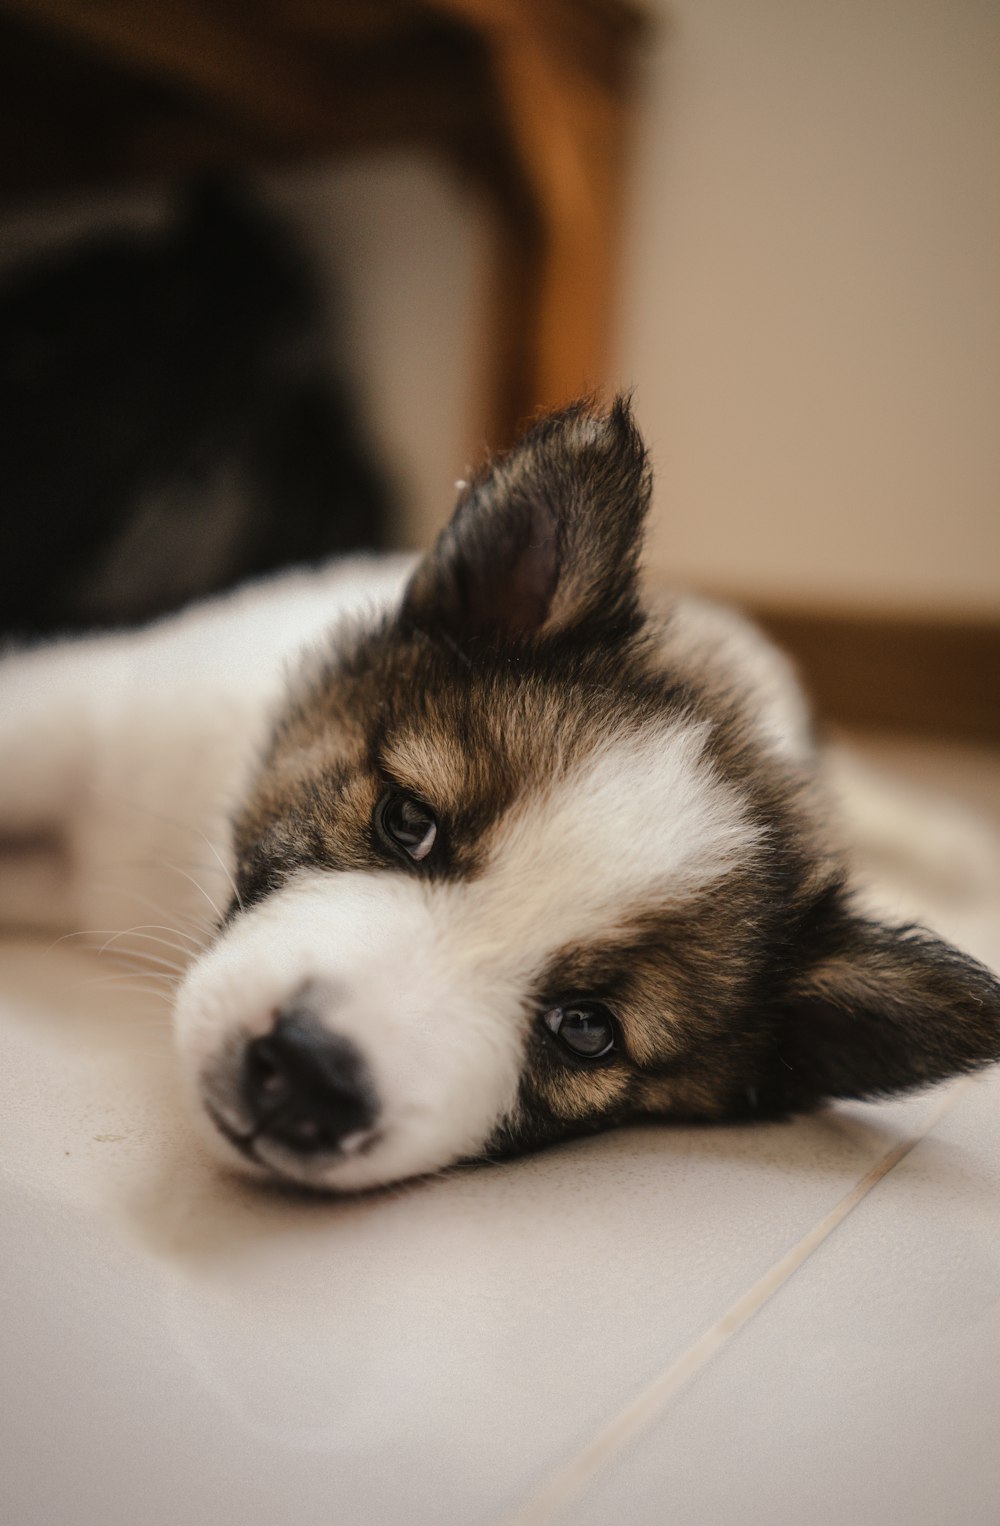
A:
<box><xmin>174</xmin><ymin>401</ymin><xmax>1000</xmax><ymax>1191</ymax></box>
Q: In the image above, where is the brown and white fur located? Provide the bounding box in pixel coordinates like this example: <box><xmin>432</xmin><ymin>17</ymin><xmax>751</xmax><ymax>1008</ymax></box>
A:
<box><xmin>2</xmin><ymin>398</ymin><xmax>998</xmax><ymax>1192</ymax></box>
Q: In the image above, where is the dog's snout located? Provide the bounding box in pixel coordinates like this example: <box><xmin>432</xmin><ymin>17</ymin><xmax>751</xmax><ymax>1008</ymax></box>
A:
<box><xmin>242</xmin><ymin>1011</ymin><xmax>377</xmax><ymax>1155</ymax></box>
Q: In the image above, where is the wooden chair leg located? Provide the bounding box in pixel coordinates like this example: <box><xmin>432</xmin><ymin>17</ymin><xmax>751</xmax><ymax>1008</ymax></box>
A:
<box><xmin>450</xmin><ymin>1</ymin><xmax>639</xmax><ymax>445</ymax></box>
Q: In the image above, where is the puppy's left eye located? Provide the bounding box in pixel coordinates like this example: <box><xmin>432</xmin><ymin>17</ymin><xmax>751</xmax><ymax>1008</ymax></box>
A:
<box><xmin>544</xmin><ymin>1001</ymin><xmax>617</xmax><ymax>1059</ymax></box>
<box><xmin>377</xmin><ymin>792</ymin><xmax>438</xmax><ymax>862</ymax></box>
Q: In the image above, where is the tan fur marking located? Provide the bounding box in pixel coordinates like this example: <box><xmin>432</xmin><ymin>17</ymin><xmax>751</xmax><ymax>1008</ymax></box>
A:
<box><xmin>635</xmin><ymin>1074</ymin><xmax>729</xmax><ymax>1118</ymax></box>
<box><xmin>312</xmin><ymin>773</ymin><xmax>381</xmax><ymax>867</ymax></box>
<box><xmin>616</xmin><ymin>999</ymin><xmax>687</xmax><ymax>1068</ymax></box>
<box><xmin>540</xmin><ymin>1066</ymin><xmax>630</xmax><ymax>1121</ymax></box>
<box><xmin>261</xmin><ymin>743</ymin><xmax>361</xmax><ymax>809</ymax></box>
<box><xmin>381</xmin><ymin>730</ymin><xmax>472</xmax><ymax>809</ymax></box>
<box><xmin>804</xmin><ymin>956</ymin><xmax>888</xmax><ymax>1006</ymax></box>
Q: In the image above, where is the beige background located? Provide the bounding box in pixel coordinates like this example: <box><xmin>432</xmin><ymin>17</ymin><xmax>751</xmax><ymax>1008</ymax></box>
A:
<box><xmin>616</xmin><ymin>0</ymin><xmax>1000</xmax><ymax>617</ymax></box>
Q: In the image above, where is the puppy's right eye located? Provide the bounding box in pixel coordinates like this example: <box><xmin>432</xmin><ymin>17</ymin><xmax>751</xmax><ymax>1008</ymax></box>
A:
<box><xmin>543</xmin><ymin>1000</ymin><xmax>617</xmax><ymax>1059</ymax></box>
<box><xmin>377</xmin><ymin>792</ymin><xmax>438</xmax><ymax>863</ymax></box>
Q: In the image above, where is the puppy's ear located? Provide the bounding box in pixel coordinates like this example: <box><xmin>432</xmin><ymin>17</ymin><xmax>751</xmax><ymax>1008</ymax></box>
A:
<box><xmin>402</xmin><ymin>396</ymin><xmax>651</xmax><ymax>646</ymax></box>
<box><xmin>767</xmin><ymin>888</ymin><xmax>1000</xmax><ymax>1110</ymax></box>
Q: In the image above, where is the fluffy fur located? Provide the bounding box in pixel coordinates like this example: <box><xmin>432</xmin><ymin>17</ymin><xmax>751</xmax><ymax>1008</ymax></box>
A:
<box><xmin>2</xmin><ymin>397</ymin><xmax>998</xmax><ymax>1191</ymax></box>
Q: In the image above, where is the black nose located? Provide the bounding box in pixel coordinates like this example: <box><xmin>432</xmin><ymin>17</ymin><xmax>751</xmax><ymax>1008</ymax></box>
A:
<box><xmin>242</xmin><ymin>1012</ymin><xmax>377</xmax><ymax>1155</ymax></box>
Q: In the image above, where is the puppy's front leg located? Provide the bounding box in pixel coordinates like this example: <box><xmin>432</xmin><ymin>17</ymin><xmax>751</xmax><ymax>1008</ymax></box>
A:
<box><xmin>0</xmin><ymin>630</ymin><xmax>225</xmax><ymax>939</ymax></box>
<box><xmin>2</xmin><ymin>612</ymin><xmax>278</xmax><ymax>943</ymax></box>
<box><xmin>0</xmin><ymin>636</ymin><xmax>127</xmax><ymax>930</ymax></box>
<box><xmin>1</xmin><ymin>636</ymin><xmax>125</xmax><ymax>832</ymax></box>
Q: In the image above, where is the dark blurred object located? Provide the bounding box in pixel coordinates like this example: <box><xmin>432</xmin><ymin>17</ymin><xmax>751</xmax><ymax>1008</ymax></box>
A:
<box><xmin>0</xmin><ymin>0</ymin><xmax>648</xmax><ymax>451</ymax></box>
<box><xmin>0</xmin><ymin>177</ymin><xmax>392</xmax><ymax>635</ymax></box>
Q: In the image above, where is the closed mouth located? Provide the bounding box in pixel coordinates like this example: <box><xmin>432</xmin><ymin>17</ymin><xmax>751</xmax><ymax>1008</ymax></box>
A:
<box><xmin>203</xmin><ymin>1101</ymin><xmax>382</xmax><ymax>1176</ymax></box>
<box><xmin>204</xmin><ymin>1102</ymin><xmax>260</xmax><ymax>1163</ymax></box>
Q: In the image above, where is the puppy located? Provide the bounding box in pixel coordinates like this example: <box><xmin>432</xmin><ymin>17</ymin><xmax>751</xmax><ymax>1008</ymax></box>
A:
<box><xmin>2</xmin><ymin>398</ymin><xmax>998</xmax><ymax>1191</ymax></box>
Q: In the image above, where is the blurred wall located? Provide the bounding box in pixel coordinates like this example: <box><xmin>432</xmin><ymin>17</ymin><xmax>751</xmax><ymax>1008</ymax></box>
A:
<box><xmin>615</xmin><ymin>0</ymin><xmax>1000</xmax><ymax>617</ymax></box>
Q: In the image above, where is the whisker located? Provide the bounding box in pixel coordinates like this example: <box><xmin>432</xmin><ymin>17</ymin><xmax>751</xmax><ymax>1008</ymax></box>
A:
<box><xmin>192</xmin><ymin>833</ymin><xmax>242</xmax><ymax>916</ymax></box>
<box><xmin>49</xmin><ymin>928</ymin><xmax>103</xmax><ymax>952</ymax></box>
<box><xmin>96</xmin><ymin>947</ymin><xmax>188</xmax><ymax>979</ymax></box>
<box><xmin>108</xmin><ymin>919</ymin><xmax>203</xmax><ymax>951</ymax></box>
<box><xmin>83</xmin><ymin>784</ymin><xmax>243</xmax><ymax>914</ymax></box>
<box><xmin>79</xmin><ymin>966</ymin><xmax>179</xmax><ymax>985</ymax></box>
<box><xmin>158</xmin><ymin>861</ymin><xmax>224</xmax><ymax>924</ymax></box>
<box><xmin>71</xmin><ymin>976</ymin><xmax>177</xmax><ymax>1001</ymax></box>
<box><xmin>95</xmin><ymin>927</ymin><xmax>196</xmax><ymax>964</ymax></box>
<box><xmin>86</xmin><ymin>884</ymin><xmax>209</xmax><ymax>946</ymax></box>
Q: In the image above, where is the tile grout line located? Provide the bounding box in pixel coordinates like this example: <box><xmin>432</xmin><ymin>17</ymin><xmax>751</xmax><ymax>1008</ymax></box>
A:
<box><xmin>496</xmin><ymin>1079</ymin><xmax>972</xmax><ymax>1526</ymax></box>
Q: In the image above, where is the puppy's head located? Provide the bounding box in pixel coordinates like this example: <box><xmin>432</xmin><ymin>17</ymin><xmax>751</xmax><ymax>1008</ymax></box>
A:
<box><xmin>174</xmin><ymin>399</ymin><xmax>1000</xmax><ymax>1190</ymax></box>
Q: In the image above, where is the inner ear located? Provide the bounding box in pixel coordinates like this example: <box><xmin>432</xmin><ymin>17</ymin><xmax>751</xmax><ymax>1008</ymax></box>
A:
<box><xmin>432</xmin><ymin>492</ymin><xmax>559</xmax><ymax>639</ymax></box>
<box><xmin>401</xmin><ymin>396</ymin><xmax>651</xmax><ymax>647</ymax></box>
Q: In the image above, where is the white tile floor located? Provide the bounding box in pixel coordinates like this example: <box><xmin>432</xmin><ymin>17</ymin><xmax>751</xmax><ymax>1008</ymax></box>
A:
<box><xmin>1</xmin><ymin>731</ymin><xmax>998</xmax><ymax>1526</ymax></box>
